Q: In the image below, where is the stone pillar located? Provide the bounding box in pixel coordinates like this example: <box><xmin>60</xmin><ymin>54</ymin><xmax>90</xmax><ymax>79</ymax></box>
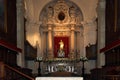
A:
<box><xmin>79</xmin><ymin>26</ymin><xmax>85</xmax><ymax>57</ymax></box>
<box><xmin>97</xmin><ymin>0</ymin><xmax>106</xmax><ymax>68</ymax></box>
<box><xmin>76</xmin><ymin>31</ymin><xmax>80</xmax><ymax>59</ymax></box>
<box><xmin>70</xmin><ymin>25</ymin><xmax>75</xmax><ymax>58</ymax></box>
<box><xmin>16</xmin><ymin>0</ymin><xmax>25</xmax><ymax>67</ymax></box>
<box><xmin>48</xmin><ymin>25</ymin><xmax>53</xmax><ymax>59</ymax></box>
<box><xmin>41</xmin><ymin>31</ymin><xmax>47</xmax><ymax>58</ymax></box>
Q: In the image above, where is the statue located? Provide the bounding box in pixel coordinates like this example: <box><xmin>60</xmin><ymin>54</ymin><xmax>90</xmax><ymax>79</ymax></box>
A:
<box><xmin>59</xmin><ymin>40</ymin><xmax>64</xmax><ymax>50</ymax></box>
<box><xmin>58</xmin><ymin>40</ymin><xmax>65</xmax><ymax>58</ymax></box>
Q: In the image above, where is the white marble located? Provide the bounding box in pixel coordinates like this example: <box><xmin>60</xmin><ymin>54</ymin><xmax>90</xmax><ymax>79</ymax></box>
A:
<box><xmin>36</xmin><ymin>77</ymin><xmax>83</xmax><ymax>80</ymax></box>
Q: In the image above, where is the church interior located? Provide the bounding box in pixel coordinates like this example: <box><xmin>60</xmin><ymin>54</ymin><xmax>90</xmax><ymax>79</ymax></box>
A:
<box><xmin>0</xmin><ymin>0</ymin><xmax>120</xmax><ymax>80</ymax></box>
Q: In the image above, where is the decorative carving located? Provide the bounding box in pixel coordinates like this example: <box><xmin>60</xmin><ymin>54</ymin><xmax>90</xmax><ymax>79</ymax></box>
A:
<box><xmin>69</xmin><ymin>6</ymin><xmax>76</xmax><ymax>24</ymax></box>
<box><xmin>53</xmin><ymin>0</ymin><xmax>69</xmax><ymax>24</ymax></box>
<box><xmin>40</xmin><ymin>0</ymin><xmax>83</xmax><ymax>29</ymax></box>
<box><xmin>47</xmin><ymin>6</ymin><xmax>53</xmax><ymax>24</ymax></box>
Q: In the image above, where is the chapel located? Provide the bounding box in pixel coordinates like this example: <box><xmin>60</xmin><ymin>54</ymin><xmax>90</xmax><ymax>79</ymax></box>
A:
<box><xmin>0</xmin><ymin>0</ymin><xmax>120</xmax><ymax>80</ymax></box>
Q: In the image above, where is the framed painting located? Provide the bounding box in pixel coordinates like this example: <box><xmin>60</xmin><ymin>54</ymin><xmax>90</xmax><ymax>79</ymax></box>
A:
<box><xmin>0</xmin><ymin>0</ymin><xmax>7</xmax><ymax>33</ymax></box>
<box><xmin>86</xmin><ymin>45</ymin><xmax>97</xmax><ymax>60</ymax></box>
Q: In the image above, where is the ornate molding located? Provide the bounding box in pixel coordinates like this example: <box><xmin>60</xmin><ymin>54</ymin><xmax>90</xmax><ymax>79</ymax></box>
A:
<box><xmin>40</xmin><ymin>0</ymin><xmax>83</xmax><ymax>30</ymax></box>
<box><xmin>53</xmin><ymin>0</ymin><xmax>70</xmax><ymax>24</ymax></box>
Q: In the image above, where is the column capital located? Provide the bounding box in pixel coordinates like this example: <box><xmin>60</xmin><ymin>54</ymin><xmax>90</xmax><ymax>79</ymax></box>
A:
<box><xmin>48</xmin><ymin>27</ymin><xmax>52</xmax><ymax>31</ymax></box>
<box><xmin>48</xmin><ymin>24</ymin><xmax>53</xmax><ymax>31</ymax></box>
<box><xmin>70</xmin><ymin>24</ymin><xmax>75</xmax><ymax>31</ymax></box>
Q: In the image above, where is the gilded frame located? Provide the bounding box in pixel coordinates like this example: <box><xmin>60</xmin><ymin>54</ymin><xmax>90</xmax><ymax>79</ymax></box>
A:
<box><xmin>0</xmin><ymin>0</ymin><xmax>7</xmax><ymax>33</ymax></box>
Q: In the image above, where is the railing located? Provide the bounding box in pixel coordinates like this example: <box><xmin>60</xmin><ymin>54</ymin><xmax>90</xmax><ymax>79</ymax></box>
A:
<box><xmin>100</xmin><ymin>39</ymin><xmax>120</xmax><ymax>53</ymax></box>
<box><xmin>0</xmin><ymin>62</ymin><xmax>35</xmax><ymax>80</ymax></box>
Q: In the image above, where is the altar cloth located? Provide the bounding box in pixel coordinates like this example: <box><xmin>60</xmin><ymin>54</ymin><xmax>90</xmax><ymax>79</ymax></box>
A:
<box><xmin>36</xmin><ymin>77</ymin><xmax>83</xmax><ymax>80</ymax></box>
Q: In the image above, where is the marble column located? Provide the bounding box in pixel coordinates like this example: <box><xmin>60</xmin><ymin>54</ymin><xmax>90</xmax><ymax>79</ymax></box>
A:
<box><xmin>16</xmin><ymin>0</ymin><xmax>25</xmax><ymax>67</ymax></box>
<box><xmin>97</xmin><ymin>0</ymin><xmax>106</xmax><ymax>68</ymax></box>
<box><xmin>48</xmin><ymin>25</ymin><xmax>53</xmax><ymax>59</ymax></box>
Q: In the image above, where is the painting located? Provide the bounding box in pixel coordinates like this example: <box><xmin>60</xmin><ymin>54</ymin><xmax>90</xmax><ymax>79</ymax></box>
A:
<box><xmin>86</xmin><ymin>45</ymin><xmax>97</xmax><ymax>60</ymax></box>
<box><xmin>0</xmin><ymin>0</ymin><xmax>7</xmax><ymax>33</ymax></box>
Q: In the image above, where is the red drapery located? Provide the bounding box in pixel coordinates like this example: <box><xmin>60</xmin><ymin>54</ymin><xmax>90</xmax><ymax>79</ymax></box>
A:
<box><xmin>54</xmin><ymin>36</ymin><xmax>69</xmax><ymax>58</ymax></box>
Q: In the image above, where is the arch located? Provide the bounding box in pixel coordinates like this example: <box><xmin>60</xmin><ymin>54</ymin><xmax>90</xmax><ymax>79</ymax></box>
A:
<box><xmin>39</xmin><ymin>0</ymin><xmax>84</xmax><ymax>26</ymax></box>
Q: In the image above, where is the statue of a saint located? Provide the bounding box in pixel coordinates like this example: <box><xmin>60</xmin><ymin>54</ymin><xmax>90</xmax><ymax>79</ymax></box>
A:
<box><xmin>58</xmin><ymin>40</ymin><xmax>65</xmax><ymax>58</ymax></box>
<box><xmin>59</xmin><ymin>40</ymin><xmax>64</xmax><ymax>50</ymax></box>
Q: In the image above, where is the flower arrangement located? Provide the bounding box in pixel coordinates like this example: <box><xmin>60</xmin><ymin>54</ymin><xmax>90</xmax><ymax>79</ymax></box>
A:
<box><xmin>80</xmin><ymin>56</ymin><xmax>88</xmax><ymax>62</ymax></box>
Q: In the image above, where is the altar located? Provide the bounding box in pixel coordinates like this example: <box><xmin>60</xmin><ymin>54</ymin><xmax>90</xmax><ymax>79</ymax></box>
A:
<box><xmin>41</xmin><ymin>58</ymin><xmax>80</xmax><ymax>74</ymax></box>
<box><xmin>41</xmin><ymin>38</ymin><xmax>80</xmax><ymax>73</ymax></box>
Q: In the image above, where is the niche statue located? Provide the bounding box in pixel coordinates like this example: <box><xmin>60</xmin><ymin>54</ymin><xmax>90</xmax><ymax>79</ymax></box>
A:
<box><xmin>57</xmin><ymin>40</ymin><xmax>65</xmax><ymax>58</ymax></box>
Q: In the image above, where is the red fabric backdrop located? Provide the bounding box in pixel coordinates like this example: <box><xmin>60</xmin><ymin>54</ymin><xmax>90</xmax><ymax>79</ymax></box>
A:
<box><xmin>54</xmin><ymin>36</ymin><xmax>69</xmax><ymax>58</ymax></box>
